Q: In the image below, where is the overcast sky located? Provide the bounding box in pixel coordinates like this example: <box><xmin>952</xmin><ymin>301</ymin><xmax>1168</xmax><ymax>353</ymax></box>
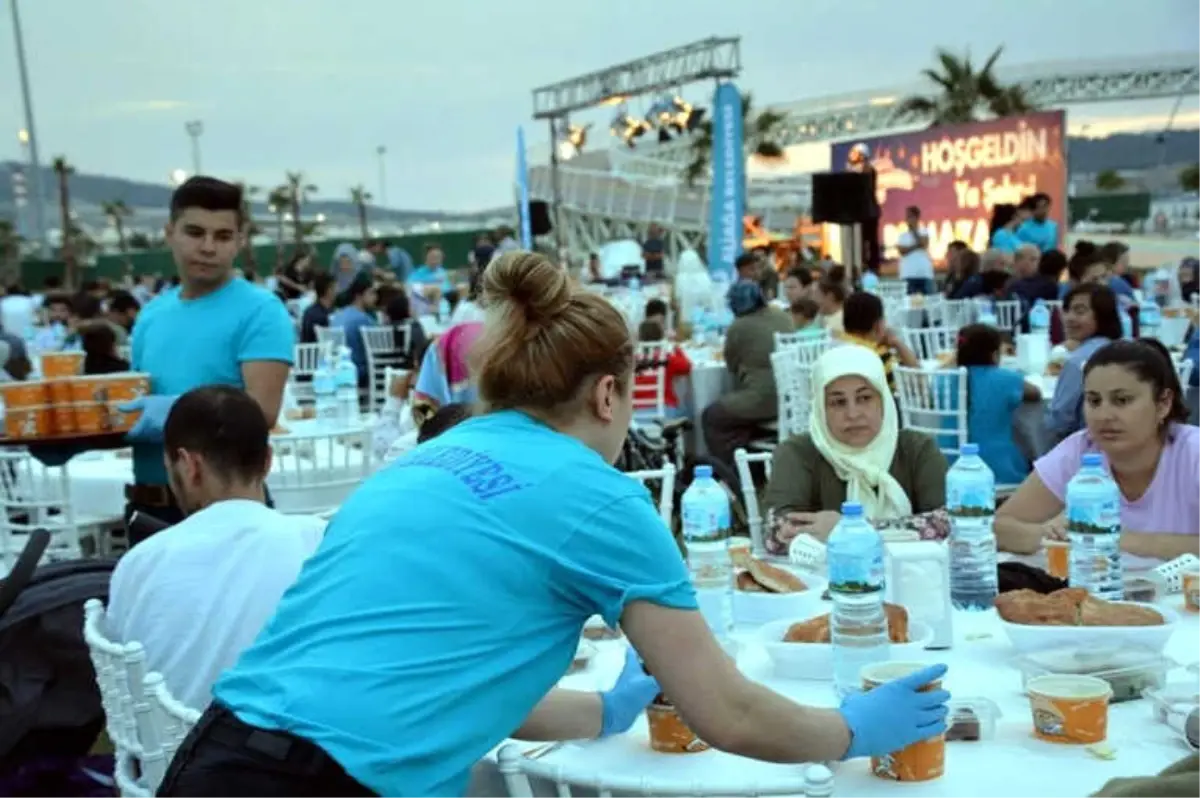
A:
<box><xmin>1</xmin><ymin>0</ymin><xmax>1197</xmax><ymax>211</ymax></box>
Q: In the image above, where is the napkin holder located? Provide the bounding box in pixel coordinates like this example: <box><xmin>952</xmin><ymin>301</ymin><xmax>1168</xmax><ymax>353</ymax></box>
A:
<box><xmin>885</xmin><ymin>541</ymin><xmax>953</xmax><ymax>650</ymax></box>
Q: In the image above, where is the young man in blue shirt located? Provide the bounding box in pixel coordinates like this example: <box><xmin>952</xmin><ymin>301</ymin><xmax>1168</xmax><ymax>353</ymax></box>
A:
<box><xmin>1016</xmin><ymin>193</ymin><xmax>1059</xmax><ymax>253</ymax></box>
<box><xmin>122</xmin><ymin>177</ymin><xmax>294</xmax><ymax>536</ymax></box>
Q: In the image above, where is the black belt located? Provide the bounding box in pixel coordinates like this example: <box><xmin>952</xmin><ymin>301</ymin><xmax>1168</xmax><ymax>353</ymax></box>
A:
<box><xmin>205</xmin><ymin>704</ymin><xmax>338</xmax><ymax>771</ymax></box>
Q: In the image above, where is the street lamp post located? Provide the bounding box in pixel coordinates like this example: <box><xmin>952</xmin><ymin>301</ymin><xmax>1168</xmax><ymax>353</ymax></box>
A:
<box><xmin>185</xmin><ymin>120</ymin><xmax>204</xmax><ymax>174</ymax></box>
<box><xmin>375</xmin><ymin>145</ymin><xmax>387</xmax><ymax>208</ymax></box>
<box><xmin>9</xmin><ymin>0</ymin><xmax>48</xmax><ymax>255</ymax></box>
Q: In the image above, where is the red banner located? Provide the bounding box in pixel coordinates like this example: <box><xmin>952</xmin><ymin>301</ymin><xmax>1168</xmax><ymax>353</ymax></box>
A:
<box><xmin>832</xmin><ymin>110</ymin><xmax>1067</xmax><ymax>264</ymax></box>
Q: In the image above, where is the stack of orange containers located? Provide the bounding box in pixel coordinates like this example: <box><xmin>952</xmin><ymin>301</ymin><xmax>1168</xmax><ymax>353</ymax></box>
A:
<box><xmin>0</xmin><ymin>352</ymin><xmax>150</xmax><ymax>441</ymax></box>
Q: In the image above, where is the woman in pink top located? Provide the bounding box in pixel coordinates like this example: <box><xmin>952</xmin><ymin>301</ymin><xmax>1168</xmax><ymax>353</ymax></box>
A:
<box><xmin>997</xmin><ymin>339</ymin><xmax>1198</xmax><ymax>563</ymax></box>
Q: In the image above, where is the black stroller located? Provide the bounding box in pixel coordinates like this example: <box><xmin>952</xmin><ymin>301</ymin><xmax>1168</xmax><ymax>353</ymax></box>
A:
<box><xmin>0</xmin><ymin>530</ymin><xmax>119</xmax><ymax>795</ymax></box>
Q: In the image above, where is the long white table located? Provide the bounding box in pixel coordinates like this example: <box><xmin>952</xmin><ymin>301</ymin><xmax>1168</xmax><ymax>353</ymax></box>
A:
<box><xmin>472</xmin><ymin>600</ymin><xmax>1198</xmax><ymax>797</ymax></box>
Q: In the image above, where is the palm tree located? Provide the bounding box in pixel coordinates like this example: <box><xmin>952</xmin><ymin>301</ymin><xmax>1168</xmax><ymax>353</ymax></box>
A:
<box><xmin>0</xmin><ymin>219</ymin><xmax>21</xmax><ymax>285</ymax></box>
<box><xmin>1180</xmin><ymin>163</ymin><xmax>1199</xmax><ymax>193</ymax></box>
<box><xmin>101</xmin><ymin>199</ymin><xmax>133</xmax><ymax>264</ymax></box>
<box><xmin>682</xmin><ymin>91</ymin><xmax>789</xmax><ymax>186</ymax></box>
<box><xmin>350</xmin><ymin>185</ymin><xmax>373</xmax><ymax>245</ymax></box>
<box><xmin>897</xmin><ymin>47</ymin><xmax>1036</xmax><ymax>126</ymax></box>
<box><xmin>235</xmin><ymin>182</ymin><xmax>260</xmax><ymax>274</ymax></box>
<box><xmin>284</xmin><ymin>171</ymin><xmax>318</xmax><ymax>244</ymax></box>
<box><xmin>266</xmin><ymin>185</ymin><xmax>291</xmax><ymax>267</ymax></box>
<box><xmin>1095</xmin><ymin>169</ymin><xmax>1127</xmax><ymax>192</ymax></box>
<box><xmin>52</xmin><ymin>156</ymin><xmax>77</xmax><ymax>288</ymax></box>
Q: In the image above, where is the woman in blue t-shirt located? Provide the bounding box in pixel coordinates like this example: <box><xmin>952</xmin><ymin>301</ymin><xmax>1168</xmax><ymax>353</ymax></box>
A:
<box><xmin>156</xmin><ymin>253</ymin><xmax>949</xmax><ymax>797</ymax></box>
<box><xmin>956</xmin><ymin>324</ymin><xmax>1043</xmax><ymax>484</ymax></box>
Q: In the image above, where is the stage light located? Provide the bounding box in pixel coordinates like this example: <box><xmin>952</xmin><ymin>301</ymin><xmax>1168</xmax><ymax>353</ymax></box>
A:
<box><xmin>610</xmin><ymin>111</ymin><xmax>651</xmax><ymax>148</ymax></box>
<box><xmin>557</xmin><ymin>123</ymin><xmax>591</xmax><ymax>160</ymax></box>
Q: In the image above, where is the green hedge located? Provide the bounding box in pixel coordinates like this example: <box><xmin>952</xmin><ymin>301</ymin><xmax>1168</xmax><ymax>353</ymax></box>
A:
<box><xmin>19</xmin><ymin>228</ymin><xmax>492</xmax><ymax>287</ymax></box>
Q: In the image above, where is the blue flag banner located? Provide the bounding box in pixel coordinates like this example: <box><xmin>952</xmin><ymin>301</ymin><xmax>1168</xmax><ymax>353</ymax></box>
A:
<box><xmin>516</xmin><ymin>126</ymin><xmax>533</xmax><ymax>249</ymax></box>
<box><xmin>707</xmin><ymin>82</ymin><xmax>745</xmax><ymax>281</ymax></box>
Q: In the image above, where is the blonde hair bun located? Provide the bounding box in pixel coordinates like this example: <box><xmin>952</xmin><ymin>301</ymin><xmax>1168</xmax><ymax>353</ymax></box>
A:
<box><xmin>482</xmin><ymin>251</ymin><xmax>570</xmax><ymax>324</ymax></box>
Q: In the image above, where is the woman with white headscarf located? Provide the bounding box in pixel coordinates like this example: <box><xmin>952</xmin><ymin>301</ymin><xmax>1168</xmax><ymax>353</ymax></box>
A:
<box><xmin>762</xmin><ymin>345</ymin><xmax>947</xmax><ymax>544</ymax></box>
<box><xmin>673</xmin><ymin>249</ymin><xmax>714</xmax><ymax>324</ymax></box>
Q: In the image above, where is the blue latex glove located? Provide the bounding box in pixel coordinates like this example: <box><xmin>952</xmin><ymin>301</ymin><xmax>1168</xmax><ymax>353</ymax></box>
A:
<box><xmin>838</xmin><ymin>663</ymin><xmax>951</xmax><ymax>760</ymax></box>
<box><xmin>599</xmin><ymin>647</ymin><xmax>660</xmax><ymax>738</ymax></box>
<box><xmin>119</xmin><ymin>395</ymin><xmax>180</xmax><ymax>443</ymax></box>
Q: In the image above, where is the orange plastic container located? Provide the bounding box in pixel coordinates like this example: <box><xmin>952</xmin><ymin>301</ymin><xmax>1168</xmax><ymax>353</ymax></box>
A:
<box><xmin>68</xmin><ymin>372</ymin><xmax>150</xmax><ymax>404</ymax></box>
<box><xmin>46</xmin><ymin>378</ymin><xmax>73</xmax><ymax>405</ymax></box>
<box><xmin>41</xmin><ymin>352</ymin><xmax>84</xmax><ymax>378</ymax></box>
<box><xmin>4</xmin><ymin>405</ymin><xmax>54</xmax><ymax>439</ymax></box>
<box><xmin>0</xmin><ymin>381</ymin><xmax>49</xmax><ymax>410</ymax></box>
<box><xmin>52</xmin><ymin>404</ymin><xmax>77</xmax><ymax>434</ymax></box>
<box><xmin>645</xmin><ymin>702</ymin><xmax>709</xmax><ymax>754</ymax></box>
<box><xmin>105</xmin><ymin>401</ymin><xmax>142</xmax><ymax>433</ymax></box>
<box><xmin>1183</xmin><ymin>571</ymin><xmax>1199</xmax><ymax>613</ymax></box>
<box><xmin>1027</xmin><ymin>674</ymin><xmax>1112</xmax><ymax>744</ymax></box>
<box><xmin>862</xmin><ymin>662</ymin><xmax>945</xmax><ymax>782</ymax></box>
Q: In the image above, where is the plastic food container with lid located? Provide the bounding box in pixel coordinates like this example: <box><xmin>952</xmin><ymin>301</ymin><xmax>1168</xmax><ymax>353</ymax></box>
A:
<box><xmin>946</xmin><ymin>697</ymin><xmax>1002</xmax><ymax>742</ymax></box>
<box><xmin>1012</xmin><ymin>645</ymin><xmax>1175</xmax><ymax>703</ymax></box>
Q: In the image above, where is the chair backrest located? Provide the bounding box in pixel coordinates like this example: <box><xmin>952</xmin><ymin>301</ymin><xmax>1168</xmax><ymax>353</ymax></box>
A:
<box><xmin>994</xmin><ymin>299</ymin><xmax>1023</xmax><ymax>333</ymax></box>
<box><xmin>361</xmin><ymin>323</ymin><xmax>411</xmax><ymax>413</ymax></box>
<box><xmin>903</xmin><ymin>326</ymin><xmax>958</xmax><ymax>362</ymax></box>
<box><xmin>496</xmin><ymin>742</ymin><xmax>806</xmax><ymax>796</ymax></box>
<box><xmin>733</xmin><ymin>448</ymin><xmax>774</xmax><ymax>554</ymax></box>
<box><xmin>633</xmin><ymin>342</ymin><xmax>669</xmax><ymax>417</ymax></box>
<box><xmin>935</xmin><ymin>298</ymin><xmax>973</xmax><ymax>331</ymax></box>
<box><xmin>1176</xmin><ymin>359</ymin><xmax>1194</xmax><ymax>399</ymax></box>
<box><xmin>269</xmin><ymin>429</ymin><xmax>374</xmax><ymax>515</ymax></box>
<box><xmin>145</xmin><ymin>671</ymin><xmax>201</xmax><ymax>791</ymax></box>
<box><xmin>293</xmin><ymin>342</ymin><xmax>322</xmax><ymax>377</ymax></box>
<box><xmin>314</xmin><ymin>325</ymin><xmax>346</xmax><ymax>350</ymax></box>
<box><xmin>0</xmin><ymin>448</ymin><xmax>84</xmax><ymax>566</ymax></box>
<box><xmin>773</xmin><ymin>330</ymin><xmax>831</xmax><ymax>360</ymax></box>
<box><xmin>82</xmin><ymin>599</ymin><xmax>159</xmax><ymax>797</ymax></box>
<box><xmin>876</xmin><ymin>281</ymin><xmax>908</xmax><ymax>301</ymax></box>
<box><xmin>625</xmin><ymin>462</ymin><xmax>677</xmax><ymax>528</ymax></box>
<box><xmin>770</xmin><ymin>349</ymin><xmax>814</xmax><ymax>442</ymax></box>
<box><xmin>893</xmin><ymin>365</ymin><xmax>968</xmax><ymax>457</ymax></box>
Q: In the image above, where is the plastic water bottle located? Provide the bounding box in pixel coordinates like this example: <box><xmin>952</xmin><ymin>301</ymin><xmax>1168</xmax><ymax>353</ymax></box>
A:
<box><xmin>945</xmin><ymin>443</ymin><xmax>999</xmax><ymax>610</ymax></box>
<box><xmin>1027</xmin><ymin>299</ymin><xmax>1052</xmax><ymax>375</ymax></box>
<box><xmin>1138</xmin><ymin>301</ymin><xmax>1162</xmax><ymax>341</ymax></box>
<box><xmin>313</xmin><ymin>351</ymin><xmax>338</xmax><ymax>426</ymax></box>
<box><xmin>1066</xmin><ymin>453</ymin><xmax>1124</xmax><ymax>601</ymax></box>
<box><xmin>827</xmin><ymin>501</ymin><xmax>889</xmax><ymax>697</ymax></box>
<box><xmin>333</xmin><ymin>346</ymin><xmax>360</xmax><ymax>428</ymax></box>
<box><xmin>681</xmin><ymin>465</ymin><xmax>732</xmax><ymax>643</ymax></box>
<box><xmin>1030</xmin><ymin>299</ymin><xmax>1051</xmax><ymax>338</ymax></box>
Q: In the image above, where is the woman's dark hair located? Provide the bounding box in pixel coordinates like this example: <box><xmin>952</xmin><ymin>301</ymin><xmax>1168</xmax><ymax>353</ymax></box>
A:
<box><xmin>957</xmin><ymin>250</ymin><xmax>980</xmax><ymax>278</ymax></box>
<box><xmin>386</xmin><ymin>293</ymin><xmax>412</xmax><ymax>324</ymax></box>
<box><xmin>1062</xmin><ymin>282</ymin><xmax>1123</xmax><ymax>341</ymax></box>
<box><xmin>955</xmin><ymin>323</ymin><xmax>1003</xmax><ymax>367</ymax></box>
<box><xmin>284</xmin><ymin>248</ymin><xmax>312</xmax><ymax>270</ymax></box>
<box><xmin>1067</xmin><ymin>243</ymin><xmax>1103</xmax><ymax>282</ymax></box>
<box><xmin>1098</xmin><ymin>241</ymin><xmax>1129</xmax><ymax>266</ymax></box>
<box><xmin>1083</xmin><ymin>339</ymin><xmax>1188</xmax><ymax>425</ymax></box>
<box><xmin>1037</xmin><ymin>249</ymin><xmax>1067</xmax><ymax>280</ymax></box>
<box><xmin>990</xmin><ymin>203</ymin><xmax>1018</xmax><ymax>237</ymax></box>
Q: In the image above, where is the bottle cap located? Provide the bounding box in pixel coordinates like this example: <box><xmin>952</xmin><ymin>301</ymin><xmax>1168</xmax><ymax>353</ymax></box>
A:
<box><xmin>841</xmin><ymin>501</ymin><xmax>863</xmax><ymax>517</ymax></box>
<box><xmin>1081</xmin><ymin>452</ymin><xmax>1104</xmax><ymax>467</ymax></box>
<box><xmin>961</xmin><ymin>443</ymin><xmax>980</xmax><ymax>456</ymax></box>
<box><xmin>694</xmin><ymin>465</ymin><xmax>713</xmax><ymax>479</ymax></box>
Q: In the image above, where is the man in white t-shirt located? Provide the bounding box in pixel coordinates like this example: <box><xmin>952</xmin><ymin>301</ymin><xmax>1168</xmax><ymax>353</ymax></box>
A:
<box><xmin>896</xmin><ymin>205</ymin><xmax>935</xmax><ymax>296</ymax></box>
<box><xmin>106</xmin><ymin>385</ymin><xmax>324</xmax><ymax>709</ymax></box>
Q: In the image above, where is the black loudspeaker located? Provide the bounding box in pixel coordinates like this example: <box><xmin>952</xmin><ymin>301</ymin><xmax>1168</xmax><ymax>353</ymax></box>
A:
<box><xmin>811</xmin><ymin>171</ymin><xmax>875</xmax><ymax>225</ymax></box>
<box><xmin>529</xmin><ymin>201</ymin><xmax>552</xmax><ymax>235</ymax></box>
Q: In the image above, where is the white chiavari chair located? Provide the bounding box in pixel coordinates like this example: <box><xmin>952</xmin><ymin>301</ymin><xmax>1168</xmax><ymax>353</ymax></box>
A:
<box><xmin>314</xmin><ymin>325</ymin><xmax>346</xmax><ymax>350</ymax></box>
<box><xmin>994</xmin><ymin>299</ymin><xmax>1023</xmax><ymax>333</ymax></box>
<box><xmin>903</xmin><ymin>326</ymin><xmax>959</xmax><ymax>362</ymax></box>
<box><xmin>625</xmin><ymin>461</ymin><xmax>677</xmax><ymax>528</ymax></box>
<box><xmin>633</xmin><ymin>341</ymin><xmax>669</xmax><ymax>420</ymax></box>
<box><xmin>894</xmin><ymin>365</ymin><xmax>968</xmax><ymax>458</ymax></box>
<box><xmin>770</xmin><ymin>349</ymin><xmax>814</xmax><ymax>444</ymax></box>
<box><xmin>734</xmin><ymin>447</ymin><xmax>774</xmax><ymax>554</ymax></box>
<box><xmin>361</xmin><ymin>323</ymin><xmax>411</xmax><ymax>413</ymax></box>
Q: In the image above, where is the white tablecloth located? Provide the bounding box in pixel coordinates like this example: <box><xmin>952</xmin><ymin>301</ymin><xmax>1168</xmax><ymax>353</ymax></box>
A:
<box><xmin>682</xmin><ymin>347</ymin><xmax>730</xmax><ymax>457</ymax></box>
<box><xmin>65</xmin><ymin>419</ymin><xmax>371</xmax><ymax>519</ymax></box>
<box><xmin>473</xmin><ymin>601</ymin><xmax>1198</xmax><ymax>797</ymax></box>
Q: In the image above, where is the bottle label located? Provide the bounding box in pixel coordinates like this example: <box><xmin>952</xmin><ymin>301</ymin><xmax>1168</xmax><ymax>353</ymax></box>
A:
<box><xmin>1067</xmin><ymin>497</ymin><xmax>1121</xmax><ymax>535</ymax></box>
<box><xmin>947</xmin><ymin>484</ymin><xmax>995</xmax><ymax>518</ymax></box>
<box><xmin>829</xmin><ymin>547</ymin><xmax>885</xmax><ymax>594</ymax></box>
<box><xmin>682</xmin><ymin>505</ymin><xmax>728</xmax><ymax>543</ymax></box>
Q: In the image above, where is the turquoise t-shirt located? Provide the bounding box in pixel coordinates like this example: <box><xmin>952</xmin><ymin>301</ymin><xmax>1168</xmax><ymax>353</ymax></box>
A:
<box><xmin>965</xmin><ymin>365</ymin><xmax>1031</xmax><ymax>485</ymax></box>
<box><xmin>1016</xmin><ymin>218</ymin><xmax>1058</xmax><ymax>253</ymax></box>
<box><xmin>214</xmin><ymin>410</ymin><xmax>697</xmax><ymax>797</ymax></box>
<box><xmin>130</xmin><ymin>278</ymin><xmax>294</xmax><ymax>485</ymax></box>
<box><xmin>990</xmin><ymin>228</ymin><xmax>1021</xmax><ymax>253</ymax></box>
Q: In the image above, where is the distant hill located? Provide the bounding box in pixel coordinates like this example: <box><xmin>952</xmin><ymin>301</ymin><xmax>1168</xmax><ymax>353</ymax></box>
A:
<box><xmin>1066</xmin><ymin>129</ymin><xmax>1198</xmax><ymax>172</ymax></box>
<box><xmin>0</xmin><ymin>162</ymin><xmax>510</xmax><ymax>226</ymax></box>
